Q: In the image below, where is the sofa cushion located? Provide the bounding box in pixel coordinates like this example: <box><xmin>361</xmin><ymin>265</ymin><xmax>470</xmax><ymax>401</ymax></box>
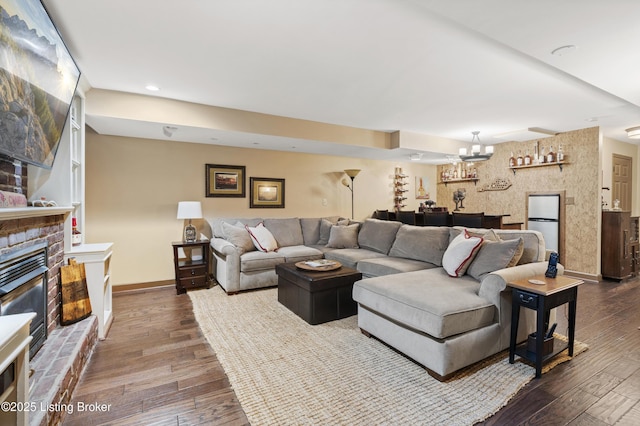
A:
<box><xmin>300</xmin><ymin>216</ymin><xmax>341</xmax><ymax>245</ymax></box>
<box><xmin>357</xmin><ymin>256</ymin><xmax>436</xmax><ymax>278</ymax></box>
<box><xmin>353</xmin><ymin>268</ymin><xmax>495</xmax><ymax>339</ymax></box>
<box><xmin>264</xmin><ymin>218</ymin><xmax>304</xmax><ymax>247</ymax></box>
<box><xmin>221</xmin><ymin>222</ymin><xmax>255</xmax><ymax>253</ymax></box>
<box><xmin>246</xmin><ymin>223</ymin><xmax>279</xmax><ymax>252</ymax></box>
<box><xmin>467</xmin><ymin>237</ymin><xmax>524</xmax><ymax>280</ymax></box>
<box><xmin>276</xmin><ymin>245</ymin><xmax>323</xmax><ymax>263</ymax></box>
<box><xmin>388</xmin><ymin>225</ymin><xmax>450</xmax><ymax>266</ymax></box>
<box><xmin>357</xmin><ymin>219</ymin><xmax>402</xmax><ymax>254</ymax></box>
<box><xmin>240</xmin><ymin>250</ymin><xmax>285</xmax><ymax>272</ymax></box>
<box><xmin>326</xmin><ymin>224</ymin><xmax>360</xmax><ymax>248</ymax></box>
<box><xmin>442</xmin><ymin>230</ymin><xmax>483</xmax><ymax>277</ymax></box>
<box><xmin>324</xmin><ymin>248</ymin><xmax>387</xmax><ymax>269</ymax></box>
<box><xmin>211</xmin><ymin>218</ymin><xmax>263</xmax><ymax>238</ymax></box>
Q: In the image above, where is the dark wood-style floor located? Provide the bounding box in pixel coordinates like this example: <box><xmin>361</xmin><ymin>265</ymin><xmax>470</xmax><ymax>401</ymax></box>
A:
<box><xmin>63</xmin><ymin>278</ymin><xmax>640</xmax><ymax>425</ymax></box>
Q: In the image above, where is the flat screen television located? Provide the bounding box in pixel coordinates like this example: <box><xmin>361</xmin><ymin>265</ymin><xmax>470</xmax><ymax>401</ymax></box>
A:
<box><xmin>0</xmin><ymin>0</ymin><xmax>81</xmax><ymax>169</ymax></box>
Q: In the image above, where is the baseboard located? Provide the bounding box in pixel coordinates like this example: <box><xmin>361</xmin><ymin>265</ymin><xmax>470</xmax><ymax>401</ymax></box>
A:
<box><xmin>563</xmin><ymin>270</ymin><xmax>600</xmax><ymax>283</ymax></box>
<box><xmin>113</xmin><ymin>280</ymin><xmax>174</xmax><ymax>292</ymax></box>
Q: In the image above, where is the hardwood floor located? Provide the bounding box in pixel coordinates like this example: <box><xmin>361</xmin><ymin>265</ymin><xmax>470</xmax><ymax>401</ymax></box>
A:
<box><xmin>64</xmin><ymin>278</ymin><xmax>640</xmax><ymax>425</ymax></box>
<box><xmin>63</xmin><ymin>286</ymin><xmax>249</xmax><ymax>426</ymax></box>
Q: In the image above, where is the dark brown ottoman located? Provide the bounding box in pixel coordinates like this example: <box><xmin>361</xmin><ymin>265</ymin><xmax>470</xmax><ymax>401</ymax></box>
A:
<box><xmin>276</xmin><ymin>262</ymin><xmax>362</xmax><ymax>325</ymax></box>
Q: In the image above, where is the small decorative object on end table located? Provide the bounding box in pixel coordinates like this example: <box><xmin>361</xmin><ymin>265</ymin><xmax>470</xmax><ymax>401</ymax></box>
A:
<box><xmin>172</xmin><ymin>240</ymin><xmax>211</xmax><ymax>295</ymax></box>
<box><xmin>508</xmin><ymin>275</ymin><xmax>583</xmax><ymax>378</ymax></box>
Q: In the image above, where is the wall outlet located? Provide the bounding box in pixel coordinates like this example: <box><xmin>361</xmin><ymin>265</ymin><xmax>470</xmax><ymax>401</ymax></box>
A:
<box><xmin>322</xmin><ymin>198</ymin><xmax>328</xmax><ymax>206</ymax></box>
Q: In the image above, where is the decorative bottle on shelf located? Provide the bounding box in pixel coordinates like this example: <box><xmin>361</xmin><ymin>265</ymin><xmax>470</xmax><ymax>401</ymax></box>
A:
<box><xmin>524</xmin><ymin>149</ymin><xmax>532</xmax><ymax>166</ymax></box>
<box><xmin>461</xmin><ymin>166</ymin><xmax>467</xmax><ymax>179</ymax></box>
<box><xmin>72</xmin><ymin>217</ymin><xmax>82</xmax><ymax>246</ymax></box>
<box><xmin>557</xmin><ymin>144</ymin><xmax>564</xmax><ymax>162</ymax></box>
<box><xmin>509</xmin><ymin>151</ymin><xmax>516</xmax><ymax>167</ymax></box>
<box><xmin>547</xmin><ymin>145</ymin><xmax>555</xmax><ymax>163</ymax></box>
<box><xmin>539</xmin><ymin>146</ymin><xmax>546</xmax><ymax>164</ymax></box>
<box><xmin>533</xmin><ymin>144</ymin><xmax>539</xmax><ymax>164</ymax></box>
<box><xmin>516</xmin><ymin>150</ymin><xmax>524</xmax><ymax>166</ymax></box>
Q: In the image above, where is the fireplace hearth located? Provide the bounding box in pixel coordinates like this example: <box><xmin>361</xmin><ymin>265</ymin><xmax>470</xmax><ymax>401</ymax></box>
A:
<box><xmin>0</xmin><ymin>242</ymin><xmax>48</xmax><ymax>359</ymax></box>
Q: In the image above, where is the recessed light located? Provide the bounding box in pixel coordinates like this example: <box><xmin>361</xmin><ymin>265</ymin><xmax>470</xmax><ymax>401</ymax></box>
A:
<box><xmin>585</xmin><ymin>117</ymin><xmax>598</xmax><ymax>122</ymax></box>
<box><xmin>145</xmin><ymin>85</ymin><xmax>160</xmax><ymax>91</ymax></box>
<box><xmin>551</xmin><ymin>45</ymin><xmax>577</xmax><ymax>56</ymax></box>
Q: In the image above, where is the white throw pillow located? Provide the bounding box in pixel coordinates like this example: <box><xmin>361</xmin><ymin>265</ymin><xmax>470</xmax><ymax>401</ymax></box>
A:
<box><xmin>246</xmin><ymin>223</ymin><xmax>278</xmax><ymax>252</ymax></box>
<box><xmin>442</xmin><ymin>229</ymin><xmax>483</xmax><ymax>277</ymax></box>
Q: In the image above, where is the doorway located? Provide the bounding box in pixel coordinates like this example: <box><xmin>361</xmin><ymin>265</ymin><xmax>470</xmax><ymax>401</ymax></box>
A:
<box><xmin>612</xmin><ymin>154</ymin><xmax>632</xmax><ymax>211</ymax></box>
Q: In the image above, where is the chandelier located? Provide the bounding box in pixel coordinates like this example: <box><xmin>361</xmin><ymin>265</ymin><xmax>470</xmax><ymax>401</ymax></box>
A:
<box><xmin>459</xmin><ymin>131</ymin><xmax>493</xmax><ymax>162</ymax></box>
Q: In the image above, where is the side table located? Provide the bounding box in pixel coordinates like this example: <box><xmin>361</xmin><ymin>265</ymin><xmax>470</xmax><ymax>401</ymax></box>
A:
<box><xmin>508</xmin><ymin>275</ymin><xmax>583</xmax><ymax>378</ymax></box>
<box><xmin>172</xmin><ymin>240</ymin><xmax>211</xmax><ymax>295</ymax></box>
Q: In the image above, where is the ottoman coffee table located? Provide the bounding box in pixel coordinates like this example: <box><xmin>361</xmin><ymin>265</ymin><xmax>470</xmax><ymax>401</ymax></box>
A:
<box><xmin>276</xmin><ymin>261</ymin><xmax>362</xmax><ymax>325</ymax></box>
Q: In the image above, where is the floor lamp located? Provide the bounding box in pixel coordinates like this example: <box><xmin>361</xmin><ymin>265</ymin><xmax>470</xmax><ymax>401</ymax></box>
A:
<box><xmin>341</xmin><ymin>169</ymin><xmax>361</xmax><ymax>219</ymax></box>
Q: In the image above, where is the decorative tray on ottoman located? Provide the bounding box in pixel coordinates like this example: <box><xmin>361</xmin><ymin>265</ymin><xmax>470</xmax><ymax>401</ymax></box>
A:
<box><xmin>295</xmin><ymin>260</ymin><xmax>342</xmax><ymax>271</ymax></box>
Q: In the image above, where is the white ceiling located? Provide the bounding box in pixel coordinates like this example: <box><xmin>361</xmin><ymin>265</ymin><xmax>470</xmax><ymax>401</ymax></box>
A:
<box><xmin>42</xmin><ymin>0</ymin><xmax>640</xmax><ymax>164</ymax></box>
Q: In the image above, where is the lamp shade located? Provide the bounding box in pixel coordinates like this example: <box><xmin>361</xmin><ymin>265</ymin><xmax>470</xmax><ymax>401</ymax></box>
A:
<box><xmin>177</xmin><ymin>201</ymin><xmax>203</xmax><ymax>219</ymax></box>
<box><xmin>344</xmin><ymin>169</ymin><xmax>361</xmax><ymax>178</ymax></box>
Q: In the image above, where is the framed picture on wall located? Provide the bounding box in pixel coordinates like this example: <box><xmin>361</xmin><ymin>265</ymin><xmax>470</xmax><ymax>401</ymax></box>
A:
<box><xmin>205</xmin><ymin>164</ymin><xmax>246</xmax><ymax>197</ymax></box>
<box><xmin>250</xmin><ymin>177</ymin><xmax>285</xmax><ymax>208</ymax></box>
<box><xmin>415</xmin><ymin>176</ymin><xmax>430</xmax><ymax>199</ymax></box>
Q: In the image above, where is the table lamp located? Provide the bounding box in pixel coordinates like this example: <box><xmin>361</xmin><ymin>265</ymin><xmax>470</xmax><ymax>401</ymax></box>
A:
<box><xmin>177</xmin><ymin>201</ymin><xmax>202</xmax><ymax>242</ymax></box>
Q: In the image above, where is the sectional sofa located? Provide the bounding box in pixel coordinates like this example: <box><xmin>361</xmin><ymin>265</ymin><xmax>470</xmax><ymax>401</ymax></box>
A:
<box><xmin>208</xmin><ymin>216</ymin><xmax>558</xmax><ymax>379</ymax></box>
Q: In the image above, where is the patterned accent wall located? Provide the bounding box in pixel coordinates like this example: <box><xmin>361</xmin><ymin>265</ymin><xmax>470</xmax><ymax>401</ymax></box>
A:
<box><xmin>437</xmin><ymin>127</ymin><xmax>600</xmax><ymax>275</ymax></box>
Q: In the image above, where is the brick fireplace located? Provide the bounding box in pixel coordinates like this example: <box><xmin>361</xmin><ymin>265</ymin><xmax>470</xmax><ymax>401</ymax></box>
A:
<box><xmin>0</xmin><ymin>214</ymin><xmax>64</xmax><ymax>333</ymax></box>
<box><xmin>0</xmin><ymin>212</ymin><xmax>98</xmax><ymax>426</ymax></box>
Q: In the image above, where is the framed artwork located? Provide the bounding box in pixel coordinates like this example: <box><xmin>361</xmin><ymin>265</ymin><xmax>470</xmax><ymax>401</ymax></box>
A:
<box><xmin>415</xmin><ymin>176</ymin><xmax>430</xmax><ymax>199</ymax></box>
<box><xmin>205</xmin><ymin>164</ymin><xmax>245</xmax><ymax>197</ymax></box>
<box><xmin>250</xmin><ymin>177</ymin><xmax>285</xmax><ymax>208</ymax></box>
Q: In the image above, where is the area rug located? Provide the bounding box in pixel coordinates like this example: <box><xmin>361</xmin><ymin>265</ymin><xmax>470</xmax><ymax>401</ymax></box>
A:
<box><xmin>189</xmin><ymin>286</ymin><xmax>587</xmax><ymax>425</ymax></box>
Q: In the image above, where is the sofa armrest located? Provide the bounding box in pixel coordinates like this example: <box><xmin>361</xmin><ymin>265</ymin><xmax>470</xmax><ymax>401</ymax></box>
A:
<box><xmin>210</xmin><ymin>237</ymin><xmax>242</xmax><ymax>293</ymax></box>
<box><xmin>211</xmin><ymin>237</ymin><xmax>239</xmax><ymax>255</ymax></box>
<box><xmin>479</xmin><ymin>262</ymin><xmax>566</xmax><ymax>301</ymax></box>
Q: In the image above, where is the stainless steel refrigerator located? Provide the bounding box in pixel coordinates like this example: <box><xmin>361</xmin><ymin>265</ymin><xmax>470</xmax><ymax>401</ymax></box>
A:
<box><xmin>527</xmin><ymin>194</ymin><xmax>560</xmax><ymax>253</ymax></box>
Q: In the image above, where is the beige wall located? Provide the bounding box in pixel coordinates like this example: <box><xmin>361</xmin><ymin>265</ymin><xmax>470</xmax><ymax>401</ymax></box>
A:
<box><xmin>85</xmin><ymin>133</ymin><xmax>438</xmax><ymax>286</ymax></box>
<box><xmin>437</xmin><ymin>127</ymin><xmax>601</xmax><ymax>276</ymax></box>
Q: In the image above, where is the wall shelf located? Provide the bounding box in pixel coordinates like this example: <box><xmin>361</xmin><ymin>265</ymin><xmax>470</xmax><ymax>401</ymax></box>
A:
<box><xmin>510</xmin><ymin>161</ymin><xmax>567</xmax><ymax>175</ymax></box>
<box><xmin>440</xmin><ymin>178</ymin><xmax>479</xmax><ymax>186</ymax></box>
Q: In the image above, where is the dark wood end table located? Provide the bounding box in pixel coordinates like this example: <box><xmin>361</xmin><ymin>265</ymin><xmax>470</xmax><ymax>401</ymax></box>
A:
<box><xmin>275</xmin><ymin>262</ymin><xmax>362</xmax><ymax>325</ymax></box>
<box><xmin>508</xmin><ymin>275</ymin><xmax>583</xmax><ymax>378</ymax></box>
<box><xmin>172</xmin><ymin>240</ymin><xmax>211</xmax><ymax>295</ymax></box>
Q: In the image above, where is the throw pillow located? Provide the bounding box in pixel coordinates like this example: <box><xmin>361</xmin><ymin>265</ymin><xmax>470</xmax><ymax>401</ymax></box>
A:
<box><xmin>221</xmin><ymin>222</ymin><xmax>255</xmax><ymax>253</ymax></box>
<box><xmin>442</xmin><ymin>229</ymin><xmax>483</xmax><ymax>277</ymax></box>
<box><xmin>505</xmin><ymin>237</ymin><xmax>525</xmax><ymax>267</ymax></box>
<box><xmin>246</xmin><ymin>223</ymin><xmax>279</xmax><ymax>252</ymax></box>
<box><xmin>467</xmin><ymin>237</ymin><xmax>524</xmax><ymax>280</ymax></box>
<box><xmin>317</xmin><ymin>218</ymin><xmax>336</xmax><ymax>245</ymax></box>
<box><xmin>326</xmin><ymin>224</ymin><xmax>360</xmax><ymax>249</ymax></box>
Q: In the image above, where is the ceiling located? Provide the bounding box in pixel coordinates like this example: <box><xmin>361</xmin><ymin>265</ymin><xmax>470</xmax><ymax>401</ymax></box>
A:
<box><xmin>42</xmin><ymin>0</ymin><xmax>640</xmax><ymax>164</ymax></box>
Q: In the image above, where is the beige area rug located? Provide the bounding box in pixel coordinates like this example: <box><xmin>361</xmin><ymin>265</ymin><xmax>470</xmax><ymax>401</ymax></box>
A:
<box><xmin>189</xmin><ymin>286</ymin><xmax>587</xmax><ymax>425</ymax></box>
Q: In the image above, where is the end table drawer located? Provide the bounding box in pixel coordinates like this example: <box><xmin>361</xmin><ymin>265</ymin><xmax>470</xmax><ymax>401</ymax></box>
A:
<box><xmin>178</xmin><ymin>265</ymin><xmax>207</xmax><ymax>279</ymax></box>
<box><xmin>179</xmin><ymin>276</ymin><xmax>207</xmax><ymax>289</ymax></box>
<box><xmin>515</xmin><ymin>290</ymin><xmax>538</xmax><ymax>308</ymax></box>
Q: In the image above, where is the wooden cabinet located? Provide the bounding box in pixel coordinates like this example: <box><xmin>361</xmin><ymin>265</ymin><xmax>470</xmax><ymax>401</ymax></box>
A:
<box><xmin>172</xmin><ymin>241</ymin><xmax>211</xmax><ymax>294</ymax></box>
<box><xmin>601</xmin><ymin>211</ymin><xmax>638</xmax><ymax>280</ymax></box>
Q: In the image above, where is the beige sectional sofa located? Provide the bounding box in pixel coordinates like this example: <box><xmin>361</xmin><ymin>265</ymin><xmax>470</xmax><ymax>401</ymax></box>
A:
<box><xmin>208</xmin><ymin>216</ymin><xmax>558</xmax><ymax>379</ymax></box>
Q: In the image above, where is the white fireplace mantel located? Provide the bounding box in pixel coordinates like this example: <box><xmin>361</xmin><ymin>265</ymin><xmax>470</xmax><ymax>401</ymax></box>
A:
<box><xmin>0</xmin><ymin>207</ymin><xmax>72</xmax><ymax>220</ymax></box>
